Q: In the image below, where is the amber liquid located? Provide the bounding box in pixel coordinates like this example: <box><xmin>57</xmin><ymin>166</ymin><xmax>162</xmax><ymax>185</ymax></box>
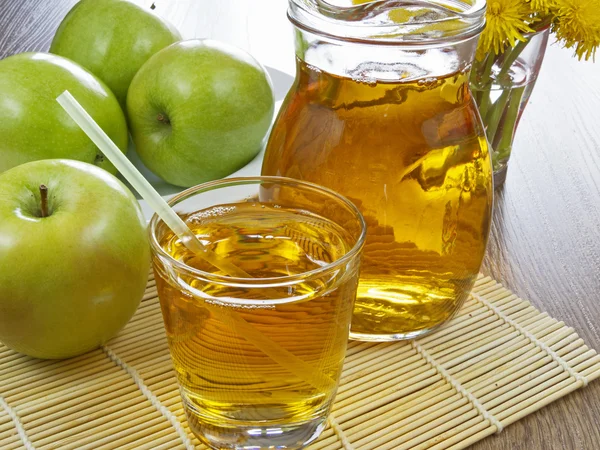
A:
<box><xmin>263</xmin><ymin>60</ymin><xmax>493</xmax><ymax>339</ymax></box>
<box><xmin>154</xmin><ymin>203</ymin><xmax>358</xmax><ymax>448</ymax></box>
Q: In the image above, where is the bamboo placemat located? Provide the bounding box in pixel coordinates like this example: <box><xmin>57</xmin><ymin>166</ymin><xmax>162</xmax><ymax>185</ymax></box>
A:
<box><xmin>1</xmin><ymin>274</ymin><xmax>599</xmax><ymax>450</ymax></box>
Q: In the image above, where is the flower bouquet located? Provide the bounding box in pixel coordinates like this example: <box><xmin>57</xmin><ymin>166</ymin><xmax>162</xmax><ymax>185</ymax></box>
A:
<box><xmin>470</xmin><ymin>0</ymin><xmax>600</xmax><ymax>186</ymax></box>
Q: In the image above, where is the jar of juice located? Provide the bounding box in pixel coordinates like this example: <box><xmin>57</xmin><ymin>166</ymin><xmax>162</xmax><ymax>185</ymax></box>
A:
<box><xmin>262</xmin><ymin>0</ymin><xmax>493</xmax><ymax>341</ymax></box>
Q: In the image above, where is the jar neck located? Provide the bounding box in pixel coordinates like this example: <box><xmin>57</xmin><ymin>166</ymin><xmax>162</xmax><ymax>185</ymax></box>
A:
<box><xmin>294</xmin><ymin>27</ymin><xmax>480</xmax><ymax>82</ymax></box>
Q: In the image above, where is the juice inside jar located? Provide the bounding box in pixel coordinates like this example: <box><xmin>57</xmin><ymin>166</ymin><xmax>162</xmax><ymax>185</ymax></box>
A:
<box><xmin>154</xmin><ymin>202</ymin><xmax>358</xmax><ymax>447</ymax></box>
<box><xmin>262</xmin><ymin>59</ymin><xmax>493</xmax><ymax>340</ymax></box>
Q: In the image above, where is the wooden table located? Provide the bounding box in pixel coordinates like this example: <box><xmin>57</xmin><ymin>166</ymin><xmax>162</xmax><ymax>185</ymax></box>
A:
<box><xmin>2</xmin><ymin>1</ymin><xmax>599</xmax><ymax>449</ymax></box>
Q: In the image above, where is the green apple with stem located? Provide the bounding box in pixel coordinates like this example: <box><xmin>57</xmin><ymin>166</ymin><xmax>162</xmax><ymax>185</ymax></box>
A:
<box><xmin>0</xmin><ymin>52</ymin><xmax>128</xmax><ymax>175</ymax></box>
<box><xmin>127</xmin><ymin>39</ymin><xmax>275</xmax><ymax>187</ymax></box>
<box><xmin>50</xmin><ymin>0</ymin><xmax>181</xmax><ymax>109</ymax></box>
<box><xmin>0</xmin><ymin>159</ymin><xmax>150</xmax><ymax>359</ymax></box>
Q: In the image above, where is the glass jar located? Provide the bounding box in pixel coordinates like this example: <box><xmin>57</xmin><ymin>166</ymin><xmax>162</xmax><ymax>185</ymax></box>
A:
<box><xmin>262</xmin><ymin>0</ymin><xmax>493</xmax><ymax>341</ymax></box>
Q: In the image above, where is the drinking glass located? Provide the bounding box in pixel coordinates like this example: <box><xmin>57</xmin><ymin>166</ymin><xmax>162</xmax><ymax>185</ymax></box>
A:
<box><xmin>149</xmin><ymin>176</ymin><xmax>366</xmax><ymax>450</ymax></box>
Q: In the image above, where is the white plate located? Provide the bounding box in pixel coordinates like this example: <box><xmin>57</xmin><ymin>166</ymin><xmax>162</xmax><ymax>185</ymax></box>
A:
<box><xmin>129</xmin><ymin>66</ymin><xmax>294</xmax><ymax>220</ymax></box>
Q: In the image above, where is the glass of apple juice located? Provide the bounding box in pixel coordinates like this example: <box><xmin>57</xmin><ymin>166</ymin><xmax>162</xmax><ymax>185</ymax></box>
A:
<box><xmin>149</xmin><ymin>176</ymin><xmax>366</xmax><ymax>450</ymax></box>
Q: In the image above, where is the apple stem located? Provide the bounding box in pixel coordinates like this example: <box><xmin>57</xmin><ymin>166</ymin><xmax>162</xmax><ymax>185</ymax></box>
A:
<box><xmin>39</xmin><ymin>184</ymin><xmax>49</xmax><ymax>218</ymax></box>
<box><xmin>156</xmin><ymin>113</ymin><xmax>170</xmax><ymax>125</ymax></box>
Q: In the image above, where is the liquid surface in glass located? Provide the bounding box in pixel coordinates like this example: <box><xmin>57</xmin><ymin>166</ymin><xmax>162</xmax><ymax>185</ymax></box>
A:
<box><xmin>154</xmin><ymin>202</ymin><xmax>358</xmax><ymax>448</ymax></box>
<box><xmin>263</xmin><ymin>59</ymin><xmax>493</xmax><ymax>340</ymax></box>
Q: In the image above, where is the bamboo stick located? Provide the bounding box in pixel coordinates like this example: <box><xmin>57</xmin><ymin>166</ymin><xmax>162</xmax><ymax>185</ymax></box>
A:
<box><xmin>336</xmin><ymin>380</ymin><xmax>450</xmax><ymax>429</ymax></box>
<box><xmin>77</xmin><ymin>418</ymin><xmax>174</xmax><ymax>450</ymax></box>
<box><xmin>153</xmin><ymin>441</ymin><xmax>196</xmax><ymax>450</ymax></box>
<box><xmin>576</xmin><ymin>355</ymin><xmax>600</xmax><ymax>374</ymax></box>
<box><xmin>0</xmin><ymin>356</ymin><xmax>56</xmax><ymax>378</ymax></box>
<box><xmin>432</xmin><ymin>323</ymin><xmax>514</xmax><ymax>362</ymax></box>
<box><xmin>17</xmin><ymin>372</ymin><xmax>133</xmax><ymax>414</ymax></box>
<box><xmin>340</xmin><ymin>344</ymin><xmax>412</xmax><ymax>374</ymax></box>
<box><xmin>106</xmin><ymin>338</ymin><xmax>169</xmax><ymax>362</ymax></box>
<box><xmin>467</xmin><ymin>352</ymin><xmax>552</xmax><ymax>396</ymax></box>
<box><xmin>109</xmin><ymin>318</ymin><xmax>165</xmax><ymax>343</ymax></box>
<box><xmin>116</xmin><ymin>304</ymin><xmax>162</xmax><ymax>329</ymax></box>
<box><xmin>368</xmin><ymin>404</ymin><xmax>475</xmax><ymax>449</ymax></box>
<box><xmin>34</xmin><ymin>407</ymin><xmax>165</xmax><ymax>448</ymax></box>
<box><xmin>335</xmin><ymin>365</ymin><xmax>435</xmax><ymax>410</ymax></box>
<box><xmin>458</xmin><ymin>343</ymin><xmax>542</xmax><ymax>386</ymax></box>
<box><xmin>487</xmin><ymin>292</ymin><xmax>517</xmax><ymax>304</ymax></box>
<box><xmin>2</xmin><ymin>361</ymin><xmax>114</xmax><ymax>403</ymax></box>
<box><xmin>352</xmin><ymin>393</ymin><xmax>467</xmax><ymax>447</ymax></box>
<box><xmin>446</xmin><ymin>336</ymin><xmax>531</xmax><ymax>376</ymax></box>
<box><xmin>419</xmin><ymin>416</ymin><xmax>488</xmax><ymax>450</ymax></box>
<box><xmin>0</xmin><ymin>422</ymin><xmax>18</xmax><ymax>435</ymax></box>
<box><xmin>509</xmin><ymin>308</ymin><xmax>545</xmax><ymax>324</ymax></box>
<box><xmin>345</xmin><ymin>341</ymin><xmax>378</xmax><ymax>357</ymax></box>
<box><xmin>398</xmin><ymin>408</ymin><xmax>481</xmax><ymax>450</ymax></box>
<box><xmin>442</xmin><ymin>332</ymin><xmax>526</xmax><ymax>368</ymax></box>
<box><xmin>30</xmin><ymin>394</ymin><xmax>149</xmax><ymax>435</ymax></box>
<box><xmin>0</xmin><ymin>351</ymin><xmax>107</xmax><ymax>386</ymax></box>
<box><xmin>107</xmin><ymin>331</ymin><xmax>168</xmax><ymax>355</ymax></box>
<box><xmin>583</xmin><ymin>366</ymin><xmax>600</xmax><ymax>381</ymax></box>
<box><xmin>340</xmin><ymin>350</ymin><xmax>421</xmax><ymax>385</ymax></box>
<box><xmin>517</xmin><ymin>311</ymin><xmax>550</xmax><ymax>327</ymax></box>
<box><xmin>482</xmin><ymin>365</ymin><xmax>567</xmax><ymax>408</ymax></box>
<box><xmin>425</xmin><ymin>321</ymin><xmax>511</xmax><ymax>357</ymax></box>
<box><xmin>25</xmin><ymin>387</ymin><xmax>142</xmax><ymax>428</ymax></box>
<box><xmin>0</xmin><ymin>351</ymin><xmax>28</xmax><ymax>366</ymax></box>
<box><xmin>452</xmin><ymin>344</ymin><xmax>537</xmax><ymax>390</ymax></box>
<box><xmin>419</xmin><ymin>309</ymin><xmax>494</xmax><ymax>345</ymax></box>
<box><xmin>0</xmin><ymin>429</ymin><xmax>27</xmax><ymax>448</ymax></box>
<box><xmin>4</xmin><ymin>362</ymin><xmax>124</xmax><ymax>402</ymax></box>
<box><xmin>150</xmin><ymin>382</ymin><xmax>180</xmax><ymax>398</ymax></box>
<box><xmin>493</xmin><ymin>375</ymin><xmax>577</xmax><ymax>419</ymax></box>
<box><xmin>0</xmin><ymin>437</ymin><xmax>21</xmax><ymax>450</ymax></box>
<box><xmin>114</xmin><ymin>429</ymin><xmax>186</xmax><ymax>450</ymax></box>
<box><xmin>336</xmin><ymin>373</ymin><xmax>441</xmax><ymax>423</ymax></box>
<box><xmin>336</xmin><ymin>354</ymin><xmax>424</xmax><ymax>401</ymax></box>
<box><xmin>142</xmin><ymin>287</ymin><xmax>158</xmax><ymax>301</ymax></box>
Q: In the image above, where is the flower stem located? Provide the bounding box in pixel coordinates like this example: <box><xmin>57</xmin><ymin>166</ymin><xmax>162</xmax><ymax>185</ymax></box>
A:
<box><xmin>473</xmin><ymin>53</ymin><xmax>496</xmax><ymax>118</ymax></box>
<box><xmin>496</xmin><ymin>40</ymin><xmax>528</xmax><ymax>83</ymax></box>
<box><xmin>484</xmin><ymin>88</ymin><xmax>509</xmax><ymax>147</ymax></box>
<box><xmin>479</xmin><ymin>39</ymin><xmax>530</xmax><ymax>153</ymax></box>
<box><xmin>493</xmin><ymin>85</ymin><xmax>525</xmax><ymax>155</ymax></box>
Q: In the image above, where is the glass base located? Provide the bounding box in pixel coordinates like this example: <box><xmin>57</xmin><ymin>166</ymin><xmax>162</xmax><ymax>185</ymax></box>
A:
<box><xmin>186</xmin><ymin>409</ymin><xmax>327</xmax><ymax>450</ymax></box>
<box><xmin>493</xmin><ymin>164</ymin><xmax>508</xmax><ymax>189</ymax></box>
<box><xmin>349</xmin><ymin>278</ymin><xmax>473</xmax><ymax>342</ymax></box>
<box><xmin>349</xmin><ymin>323</ymin><xmax>443</xmax><ymax>341</ymax></box>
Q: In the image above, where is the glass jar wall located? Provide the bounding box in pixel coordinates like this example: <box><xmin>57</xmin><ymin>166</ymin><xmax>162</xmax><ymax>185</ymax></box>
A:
<box><xmin>262</xmin><ymin>0</ymin><xmax>493</xmax><ymax>340</ymax></box>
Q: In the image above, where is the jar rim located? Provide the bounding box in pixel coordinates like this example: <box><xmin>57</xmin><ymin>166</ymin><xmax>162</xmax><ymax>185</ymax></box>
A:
<box><xmin>288</xmin><ymin>0</ymin><xmax>486</xmax><ymax>45</ymax></box>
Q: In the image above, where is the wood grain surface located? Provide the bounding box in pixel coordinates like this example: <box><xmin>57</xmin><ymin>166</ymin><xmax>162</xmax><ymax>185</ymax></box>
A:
<box><xmin>1</xmin><ymin>1</ymin><xmax>599</xmax><ymax>449</ymax></box>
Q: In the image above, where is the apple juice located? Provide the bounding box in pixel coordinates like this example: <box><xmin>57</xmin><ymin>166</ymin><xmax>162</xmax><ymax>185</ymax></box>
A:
<box><xmin>153</xmin><ymin>202</ymin><xmax>358</xmax><ymax>447</ymax></box>
<box><xmin>263</xmin><ymin>59</ymin><xmax>493</xmax><ymax>340</ymax></box>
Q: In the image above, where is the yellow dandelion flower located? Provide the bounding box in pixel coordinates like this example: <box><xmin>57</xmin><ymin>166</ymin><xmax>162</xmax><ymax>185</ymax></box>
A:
<box><xmin>552</xmin><ymin>0</ymin><xmax>600</xmax><ymax>60</ymax></box>
<box><xmin>528</xmin><ymin>0</ymin><xmax>555</xmax><ymax>14</ymax></box>
<box><xmin>477</xmin><ymin>0</ymin><xmax>535</xmax><ymax>58</ymax></box>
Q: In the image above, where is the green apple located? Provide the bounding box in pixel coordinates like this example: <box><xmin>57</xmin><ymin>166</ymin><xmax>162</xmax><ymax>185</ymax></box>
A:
<box><xmin>0</xmin><ymin>159</ymin><xmax>150</xmax><ymax>359</ymax></box>
<box><xmin>0</xmin><ymin>52</ymin><xmax>128</xmax><ymax>175</ymax></box>
<box><xmin>50</xmin><ymin>0</ymin><xmax>181</xmax><ymax>108</ymax></box>
<box><xmin>127</xmin><ymin>39</ymin><xmax>275</xmax><ymax>187</ymax></box>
